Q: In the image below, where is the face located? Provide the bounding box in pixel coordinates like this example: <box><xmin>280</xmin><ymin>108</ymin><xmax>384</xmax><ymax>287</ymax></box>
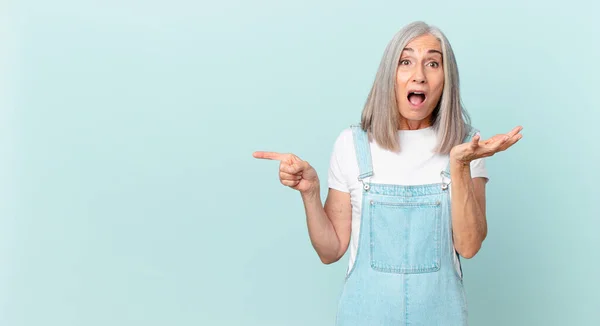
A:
<box><xmin>395</xmin><ymin>33</ymin><xmax>444</xmax><ymax>130</ymax></box>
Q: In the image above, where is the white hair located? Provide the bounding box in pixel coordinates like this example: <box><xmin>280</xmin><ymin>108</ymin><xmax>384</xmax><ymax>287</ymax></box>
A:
<box><xmin>360</xmin><ymin>21</ymin><xmax>472</xmax><ymax>153</ymax></box>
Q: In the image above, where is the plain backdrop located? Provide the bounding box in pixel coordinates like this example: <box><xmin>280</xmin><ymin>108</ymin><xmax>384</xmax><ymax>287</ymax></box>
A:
<box><xmin>1</xmin><ymin>0</ymin><xmax>599</xmax><ymax>325</ymax></box>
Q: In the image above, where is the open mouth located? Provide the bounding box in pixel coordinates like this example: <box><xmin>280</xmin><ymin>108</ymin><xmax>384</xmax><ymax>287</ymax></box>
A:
<box><xmin>407</xmin><ymin>91</ymin><xmax>426</xmax><ymax>106</ymax></box>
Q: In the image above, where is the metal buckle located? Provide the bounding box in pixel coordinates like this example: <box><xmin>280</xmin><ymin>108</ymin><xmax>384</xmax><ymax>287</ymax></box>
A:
<box><xmin>358</xmin><ymin>176</ymin><xmax>371</xmax><ymax>191</ymax></box>
<box><xmin>440</xmin><ymin>170</ymin><xmax>451</xmax><ymax>190</ymax></box>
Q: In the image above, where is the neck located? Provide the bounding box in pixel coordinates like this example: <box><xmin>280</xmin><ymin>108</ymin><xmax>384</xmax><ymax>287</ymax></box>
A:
<box><xmin>398</xmin><ymin>117</ymin><xmax>432</xmax><ymax>130</ymax></box>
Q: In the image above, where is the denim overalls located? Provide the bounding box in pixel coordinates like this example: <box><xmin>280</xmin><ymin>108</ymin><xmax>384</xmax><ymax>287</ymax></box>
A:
<box><xmin>335</xmin><ymin>125</ymin><xmax>475</xmax><ymax>326</ymax></box>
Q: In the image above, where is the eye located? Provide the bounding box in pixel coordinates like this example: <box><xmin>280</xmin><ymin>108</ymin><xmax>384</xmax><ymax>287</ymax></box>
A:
<box><xmin>399</xmin><ymin>59</ymin><xmax>410</xmax><ymax>66</ymax></box>
<box><xmin>427</xmin><ymin>61</ymin><xmax>440</xmax><ymax>68</ymax></box>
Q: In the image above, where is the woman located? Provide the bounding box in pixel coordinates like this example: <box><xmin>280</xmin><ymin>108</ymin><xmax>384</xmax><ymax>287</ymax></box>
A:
<box><xmin>254</xmin><ymin>21</ymin><xmax>522</xmax><ymax>325</ymax></box>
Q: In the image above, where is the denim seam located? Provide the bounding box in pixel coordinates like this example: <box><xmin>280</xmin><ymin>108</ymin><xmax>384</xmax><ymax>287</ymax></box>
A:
<box><xmin>343</xmin><ymin>189</ymin><xmax>370</xmax><ymax>282</ymax></box>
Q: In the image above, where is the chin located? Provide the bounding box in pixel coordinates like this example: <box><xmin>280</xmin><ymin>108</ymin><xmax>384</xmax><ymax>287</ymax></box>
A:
<box><xmin>399</xmin><ymin>108</ymin><xmax>435</xmax><ymax>123</ymax></box>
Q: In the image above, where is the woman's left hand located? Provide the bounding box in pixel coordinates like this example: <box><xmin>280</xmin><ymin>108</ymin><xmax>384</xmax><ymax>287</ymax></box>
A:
<box><xmin>450</xmin><ymin>126</ymin><xmax>523</xmax><ymax>164</ymax></box>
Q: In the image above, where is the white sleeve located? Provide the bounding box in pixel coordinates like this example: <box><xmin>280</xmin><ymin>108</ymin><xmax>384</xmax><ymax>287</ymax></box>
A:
<box><xmin>327</xmin><ymin>131</ymin><xmax>350</xmax><ymax>193</ymax></box>
<box><xmin>468</xmin><ymin>128</ymin><xmax>489</xmax><ymax>181</ymax></box>
<box><xmin>470</xmin><ymin>157</ymin><xmax>489</xmax><ymax>181</ymax></box>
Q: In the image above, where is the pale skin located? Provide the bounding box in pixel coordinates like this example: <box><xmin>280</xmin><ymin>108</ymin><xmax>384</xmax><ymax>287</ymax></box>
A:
<box><xmin>253</xmin><ymin>33</ymin><xmax>522</xmax><ymax>263</ymax></box>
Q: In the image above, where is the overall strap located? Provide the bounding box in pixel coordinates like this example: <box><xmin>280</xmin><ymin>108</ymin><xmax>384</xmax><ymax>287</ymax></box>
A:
<box><xmin>351</xmin><ymin>124</ymin><xmax>373</xmax><ymax>181</ymax></box>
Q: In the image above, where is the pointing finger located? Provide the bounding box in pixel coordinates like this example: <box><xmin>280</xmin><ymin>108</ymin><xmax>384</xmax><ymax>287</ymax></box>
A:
<box><xmin>253</xmin><ymin>151</ymin><xmax>287</xmax><ymax>161</ymax></box>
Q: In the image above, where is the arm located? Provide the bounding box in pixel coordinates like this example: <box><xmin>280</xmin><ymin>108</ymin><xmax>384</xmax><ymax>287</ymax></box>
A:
<box><xmin>301</xmin><ymin>187</ymin><xmax>352</xmax><ymax>264</ymax></box>
<box><xmin>253</xmin><ymin>150</ymin><xmax>352</xmax><ymax>264</ymax></box>
<box><xmin>449</xmin><ymin>161</ymin><xmax>488</xmax><ymax>259</ymax></box>
<box><xmin>448</xmin><ymin>125</ymin><xmax>523</xmax><ymax>258</ymax></box>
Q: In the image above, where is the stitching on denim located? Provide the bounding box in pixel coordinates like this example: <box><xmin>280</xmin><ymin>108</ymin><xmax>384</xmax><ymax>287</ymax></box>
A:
<box><xmin>369</xmin><ymin>200</ymin><xmax>442</xmax><ymax>274</ymax></box>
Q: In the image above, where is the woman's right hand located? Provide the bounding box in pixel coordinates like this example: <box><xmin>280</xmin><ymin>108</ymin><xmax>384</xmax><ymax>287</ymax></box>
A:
<box><xmin>253</xmin><ymin>151</ymin><xmax>319</xmax><ymax>195</ymax></box>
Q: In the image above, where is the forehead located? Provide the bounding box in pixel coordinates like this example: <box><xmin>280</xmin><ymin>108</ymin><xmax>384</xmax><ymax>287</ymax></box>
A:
<box><xmin>403</xmin><ymin>34</ymin><xmax>442</xmax><ymax>53</ymax></box>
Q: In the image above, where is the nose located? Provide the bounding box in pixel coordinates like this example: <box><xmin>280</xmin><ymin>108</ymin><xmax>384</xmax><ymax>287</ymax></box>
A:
<box><xmin>412</xmin><ymin>66</ymin><xmax>426</xmax><ymax>83</ymax></box>
<box><xmin>413</xmin><ymin>76</ymin><xmax>425</xmax><ymax>83</ymax></box>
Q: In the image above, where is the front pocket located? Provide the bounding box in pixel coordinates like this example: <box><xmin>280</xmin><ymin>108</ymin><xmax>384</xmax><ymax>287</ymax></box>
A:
<box><xmin>369</xmin><ymin>199</ymin><xmax>442</xmax><ymax>274</ymax></box>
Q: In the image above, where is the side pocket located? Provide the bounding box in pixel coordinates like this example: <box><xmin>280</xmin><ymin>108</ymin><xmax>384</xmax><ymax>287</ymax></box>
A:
<box><xmin>452</xmin><ymin>249</ymin><xmax>464</xmax><ymax>283</ymax></box>
<box><xmin>369</xmin><ymin>199</ymin><xmax>442</xmax><ymax>274</ymax></box>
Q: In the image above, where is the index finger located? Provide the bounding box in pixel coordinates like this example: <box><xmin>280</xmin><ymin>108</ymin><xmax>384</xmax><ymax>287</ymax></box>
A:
<box><xmin>252</xmin><ymin>151</ymin><xmax>286</xmax><ymax>161</ymax></box>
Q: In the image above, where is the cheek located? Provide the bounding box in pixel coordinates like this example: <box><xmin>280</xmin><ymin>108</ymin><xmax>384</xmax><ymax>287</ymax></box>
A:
<box><xmin>396</xmin><ymin>70</ymin><xmax>411</xmax><ymax>83</ymax></box>
<box><xmin>396</xmin><ymin>72</ymin><xmax>411</xmax><ymax>95</ymax></box>
<box><xmin>432</xmin><ymin>74</ymin><xmax>445</xmax><ymax>94</ymax></box>
<box><xmin>428</xmin><ymin>75</ymin><xmax>444</xmax><ymax>106</ymax></box>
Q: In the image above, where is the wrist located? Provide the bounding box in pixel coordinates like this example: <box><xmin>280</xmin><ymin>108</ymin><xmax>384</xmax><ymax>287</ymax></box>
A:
<box><xmin>449</xmin><ymin>150</ymin><xmax>471</xmax><ymax>167</ymax></box>
<box><xmin>450</xmin><ymin>156</ymin><xmax>471</xmax><ymax>175</ymax></box>
<box><xmin>301</xmin><ymin>183</ymin><xmax>321</xmax><ymax>200</ymax></box>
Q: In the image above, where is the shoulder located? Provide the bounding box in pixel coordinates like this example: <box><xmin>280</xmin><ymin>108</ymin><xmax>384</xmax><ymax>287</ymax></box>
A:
<box><xmin>337</xmin><ymin>126</ymin><xmax>355</xmax><ymax>140</ymax></box>
<box><xmin>332</xmin><ymin>126</ymin><xmax>356</xmax><ymax>151</ymax></box>
<box><xmin>329</xmin><ymin>126</ymin><xmax>362</xmax><ymax>169</ymax></box>
<box><xmin>327</xmin><ymin>127</ymin><xmax>360</xmax><ymax>191</ymax></box>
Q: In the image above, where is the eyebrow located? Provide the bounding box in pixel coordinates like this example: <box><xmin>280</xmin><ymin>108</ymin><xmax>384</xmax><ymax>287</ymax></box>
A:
<box><xmin>402</xmin><ymin>48</ymin><xmax>443</xmax><ymax>56</ymax></box>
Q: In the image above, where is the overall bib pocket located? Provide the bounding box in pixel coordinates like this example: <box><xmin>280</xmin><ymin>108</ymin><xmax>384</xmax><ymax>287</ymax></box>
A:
<box><xmin>369</xmin><ymin>199</ymin><xmax>442</xmax><ymax>274</ymax></box>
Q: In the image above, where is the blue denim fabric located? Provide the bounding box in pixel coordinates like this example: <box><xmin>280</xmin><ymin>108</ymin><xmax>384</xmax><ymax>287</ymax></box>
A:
<box><xmin>335</xmin><ymin>125</ymin><xmax>476</xmax><ymax>326</ymax></box>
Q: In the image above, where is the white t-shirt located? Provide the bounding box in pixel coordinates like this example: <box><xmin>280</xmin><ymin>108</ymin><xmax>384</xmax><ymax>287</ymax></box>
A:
<box><xmin>327</xmin><ymin>126</ymin><xmax>489</xmax><ymax>273</ymax></box>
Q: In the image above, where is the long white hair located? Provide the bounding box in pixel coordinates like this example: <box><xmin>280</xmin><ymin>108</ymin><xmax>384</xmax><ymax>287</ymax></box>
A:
<box><xmin>360</xmin><ymin>21</ymin><xmax>472</xmax><ymax>153</ymax></box>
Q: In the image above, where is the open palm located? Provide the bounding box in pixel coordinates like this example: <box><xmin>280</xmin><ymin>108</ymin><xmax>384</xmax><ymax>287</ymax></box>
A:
<box><xmin>450</xmin><ymin>126</ymin><xmax>523</xmax><ymax>163</ymax></box>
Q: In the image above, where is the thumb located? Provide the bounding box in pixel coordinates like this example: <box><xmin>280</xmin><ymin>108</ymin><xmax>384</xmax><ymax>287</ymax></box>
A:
<box><xmin>470</xmin><ymin>132</ymin><xmax>480</xmax><ymax>149</ymax></box>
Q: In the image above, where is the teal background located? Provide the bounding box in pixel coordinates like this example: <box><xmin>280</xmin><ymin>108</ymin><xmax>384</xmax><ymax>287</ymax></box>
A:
<box><xmin>2</xmin><ymin>0</ymin><xmax>599</xmax><ymax>325</ymax></box>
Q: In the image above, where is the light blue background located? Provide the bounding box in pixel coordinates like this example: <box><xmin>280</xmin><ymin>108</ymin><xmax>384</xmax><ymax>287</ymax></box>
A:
<box><xmin>2</xmin><ymin>0</ymin><xmax>599</xmax><ymax>325</ymax></box>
